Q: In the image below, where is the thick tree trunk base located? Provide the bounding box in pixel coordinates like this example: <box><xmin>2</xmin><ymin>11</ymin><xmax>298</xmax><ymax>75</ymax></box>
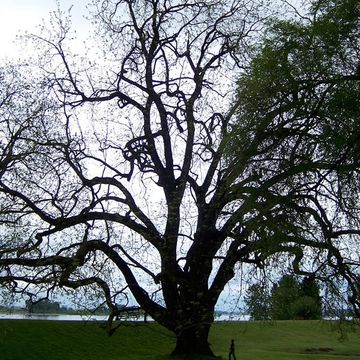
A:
<box><xmin>171</xmin><ymin>345</ymin><xmax>215</xmax><ymax>358</ymax></box>
<box><xmin>171</xmin><ymin>324</ymin><xmax>215</xmax><ymax>358</ymax></box>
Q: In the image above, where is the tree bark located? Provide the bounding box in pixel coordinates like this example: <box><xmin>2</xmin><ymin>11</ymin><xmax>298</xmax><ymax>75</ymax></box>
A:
<box><xmin>171</xmin><ymin>321</ymin><xmax>215</xmax><ymax>357</ymax></box>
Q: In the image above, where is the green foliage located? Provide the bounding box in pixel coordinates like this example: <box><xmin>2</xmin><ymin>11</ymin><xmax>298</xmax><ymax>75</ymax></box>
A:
<box><xmin>245</xmin><ymin>283</ymin><xmax>272</xmax><ymax>320</ymax></box>
<box><xmin>226</xmin><ymin>0</ymin><xmax>360</xmax><ymax>320</ymax></box>
<box><xmin>271</xmin><ymin>275</ymin><xmax>322</xmax><ymax>320</ymax></box>
<box><xmin>271</xmin><ymin>275</ymin><xmax>302</xmax><ymax>320</ymax></box>
<box><xmin>232</xmin><ymin>0</ymin><xmax>360</xmax><ymax>163</ymax></box>
<box><xmin>246</xmin><ymin>275</ymin><xmax>322</xmax><ymax>320</ymax></box>
<box><xmin>230</xmin><ymin>0</ymin><xmax>360</xmax><ymax>180</ymax></box>
<box><xmin>292</xmin><ymin>296</ymin><xmax>321</xmax><ymax>320</ymax></box>
<box><xmin>301</xmin><ymin>276</ymin><xmax>322</xmax><ymax>319</ymax></box>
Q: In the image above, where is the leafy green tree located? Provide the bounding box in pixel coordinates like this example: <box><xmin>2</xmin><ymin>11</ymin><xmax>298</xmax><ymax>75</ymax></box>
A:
<box><xmin>229</xmin><ymin>0</ymin><xmax>360</xmax><ymax>318</ymax></box>
<box><xmin>299</xmin><ymin>276</ymin><xmax>322</xmax><ymax>319</ymax></box>
<box><xmin>248</xmin><ymin>275</ymin><xmax>322</xmax><ymax>320</ymax></box>
<box><xmin>271</xmin><ymin>275</ymin><xmax>322</xmax><ymax>320</ymax></box>
<box><xmin>245</xmin><ymin>283</ymin><xmax>272</xmax><ymax>320</ymax></box>
<box><xmin>292</xmin><ymin>296</ymin><xmax>321</xmax><ymax>320</ymax></box>
<box><xmin>271</xmin><ymin>275</ymin><xmax>302</xmax><ymax>320</ymax></box>
<box><xmin>0</xmin><ymin>0</ymin><xmax>359</xmax><ymax>357</ymax></box>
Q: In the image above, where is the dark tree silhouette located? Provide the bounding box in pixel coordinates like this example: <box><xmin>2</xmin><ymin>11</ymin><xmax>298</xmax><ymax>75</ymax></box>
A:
<box><xmin>0</xmin><ymin>0</ymin><xmax>359</xmax><ymax>357</ymax></box>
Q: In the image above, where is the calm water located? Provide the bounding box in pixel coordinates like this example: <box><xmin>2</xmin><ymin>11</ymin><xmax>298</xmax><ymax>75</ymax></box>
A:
<box><xmin>0</xmin><ymin>312</ymin><xmax>249</xmax><ymax>322</ymax></box>
<box><xmin>0</xmin><ymin>313</ymin><xmax>109</xmax><ymax>321</ymax></box>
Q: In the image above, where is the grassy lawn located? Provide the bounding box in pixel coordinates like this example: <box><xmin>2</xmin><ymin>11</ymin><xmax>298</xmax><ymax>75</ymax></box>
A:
<box><xmin>214</xmin><ymin>321</ymin><xmax>360</xmax><ymax>360</ymax></box>
<box><xmin>0</xmin><ymin>319</ymin><xmax>359</xmax><ymax>359</ymax></box>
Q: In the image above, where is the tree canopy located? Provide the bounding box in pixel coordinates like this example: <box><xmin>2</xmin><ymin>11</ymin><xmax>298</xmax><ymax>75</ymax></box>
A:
<box><xmin>228</xmin><ymin>0</ymin><xmax>360</xmax><ymax>316</ymax></box>
<box><xmin>0</xmin><ymin>0</ymin><xmax>359</xmax><ymax>357</ymax></box>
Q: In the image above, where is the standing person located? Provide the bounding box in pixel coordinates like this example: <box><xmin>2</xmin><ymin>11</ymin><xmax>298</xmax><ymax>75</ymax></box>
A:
<box><xmin>229</xmin><ymin>339</ymin><xmax>236</xmax><ymax>360</ymax></box>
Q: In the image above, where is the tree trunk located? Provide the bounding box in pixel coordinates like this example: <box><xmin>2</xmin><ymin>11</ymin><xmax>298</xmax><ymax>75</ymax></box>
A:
<box><xmin>171</xmin><ymin>322</ymin><xmax>215</xmax><ymax>357</ymax></box>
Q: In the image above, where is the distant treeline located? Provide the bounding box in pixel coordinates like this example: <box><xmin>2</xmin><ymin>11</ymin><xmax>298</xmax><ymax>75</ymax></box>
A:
<box><xmin>23</xmin><ymin>300</ymin><xmax>110</xmax><ymax>315</ymax></box>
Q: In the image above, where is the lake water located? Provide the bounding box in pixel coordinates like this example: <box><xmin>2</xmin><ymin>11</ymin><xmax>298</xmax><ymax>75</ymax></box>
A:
<box><xmin>0</xmin><ymin>312</ymin><xmax>250</xmax><ymax>322</ymax></box>
<box><xmin>0</xmin><ymin>313</ymin><xmax>109</xmax><ymax>321</ymax></box>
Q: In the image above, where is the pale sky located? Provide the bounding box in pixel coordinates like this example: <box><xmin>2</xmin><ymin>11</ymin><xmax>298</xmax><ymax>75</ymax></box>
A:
<box><xmin>0</xmin><ymin>0</ymin><xmax>305</xmax><ymax>60</ymax></box>
<box><xmin>0</xmin><ymin>0</ymin><xmax>90</xmax><ymax>60</ymax></box>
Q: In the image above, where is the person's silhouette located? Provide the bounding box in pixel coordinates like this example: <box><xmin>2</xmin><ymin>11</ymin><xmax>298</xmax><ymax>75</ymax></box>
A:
<box><xmin>229</xmin><ymin>339</ymin><xmax>236</xmax><ymax>360</ymax></box>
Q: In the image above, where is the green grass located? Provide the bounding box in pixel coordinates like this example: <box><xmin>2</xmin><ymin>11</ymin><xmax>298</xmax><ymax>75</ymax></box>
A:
<box><xmin>213</xmin><ymin>321</ymin><xmax>360</xmax><ymax>360</ymax></box>
<box><xmin>0</xmin><ymin>320</ymin><xmax>359</xmax><ymax>359</ymax></box>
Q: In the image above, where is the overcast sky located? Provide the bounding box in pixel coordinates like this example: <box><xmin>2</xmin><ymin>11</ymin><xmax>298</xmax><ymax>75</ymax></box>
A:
<box><xmin>0</xmin><ymin>0</ymin><xmax>90</xmax><ymax>60</ymax></box>
<box><xmin>0</xmin><ymin>0</ymin><xmax>305</xmax><ymax>61</ymax></box>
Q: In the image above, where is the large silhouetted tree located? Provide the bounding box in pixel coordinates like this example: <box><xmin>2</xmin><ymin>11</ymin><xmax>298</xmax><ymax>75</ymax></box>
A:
<box><xmin>0</xmin><ymin>0</ymin><xmax>359</xmax><ymax>357</ymax></box>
